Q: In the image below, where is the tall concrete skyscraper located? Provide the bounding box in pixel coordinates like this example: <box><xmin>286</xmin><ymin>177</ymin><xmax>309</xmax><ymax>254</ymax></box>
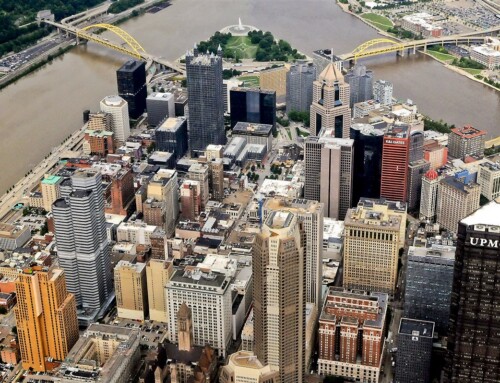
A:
<box><xmin>350</xmin><ymin>124</ymin><xmax>384</xmax><ymax>206</ymax></box>
<box><xmin>419</xmin><ymin>169</ymin><xmax>441</xmax><ymax>222</ymax></box>
<box><xmin>310</xmin><ymin>62</ymin><xmax>351</xmax><ymax>137</ymax></box>
<box><xmin>407</xmin><ymin>130</ymin><xmax>430</xmax><ymax>212</ymax></box>
<box><xmin>344</xmin><ymin>64</ymin><xmax>373</xmax><ymax>107</ymax></box>
<box><xmin>286</xmin><ymin>60</ymin><xmax>316</xmax><ymax>114</ymax></box>
<box><xmin>445</xmin><ymin>199</ymin><xmax>500</xmax><ymax>383</ymax></box>
<box><xmin>253</xmin><ymin>210</ymin><xmax>306</xmax><ymax>383</ymax></box>
<box><xmin>100</xmin><ymin>95</ymin><xmax>130</xmax><ymax>145</ymax></box>
<box><xmin>263</xmin><ymin>197</ymin><xmax>324</xmax><ymax>308</ymax></box>
<box><xmin>116</xmin><ymin>60</ymin><xmax>147</xmax><ymax>119</ymax></box>
<box><xmin>15</xmin><ymin>266</ymin><xmax>79</xmax><ymax>372</ymax></box>
<box><xmin>344</xmin><ymin>198</ymin><xmax>407</xmax><ymax>294</ymax></box>
<box><xmin>436</xmin><ymin>174</ymin><xmax>481</xmax><ymax>233</ymax></box>
<box><xmin>186</xmin><ymin>48</ymin><xmax>225</xmax><ymax>156</ymax></box>
<box><xmin>52</xmin><ymin>169</ymin><xmax>112</xmax><ymax>325</ymax></box>
<box><xmin>305</xmin><ymin>129</ymin><xmax>354</xmax><ymax>219</ymax></box>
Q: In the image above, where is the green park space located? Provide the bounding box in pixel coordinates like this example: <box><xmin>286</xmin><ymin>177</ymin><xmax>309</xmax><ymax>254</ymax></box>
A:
<box><xmin>462</xmin><ymin>68</ymin><xmax>483</xmax><ymax>76</ymax></box>
<box><xmin>238</xmin><ymin>75</ymin><xmax>260</xmax><ymax>87</ymax></box>
<box><xmin>426</xmin><ymin>50</ymin><xmax>455</xmax><ymax>63</ymax></box>
<box><xmin>225</xmin><ymin>36</ymin><xmax>258</xmax><ymax>59</ymax></box>
<box><xmin>361</xmin><ymin>13</ymin><xmax>394</xmax><ymax>31</ymax></box>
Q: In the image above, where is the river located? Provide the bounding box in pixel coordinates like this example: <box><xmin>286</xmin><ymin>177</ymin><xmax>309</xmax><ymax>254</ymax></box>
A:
<box><xmin>0</xmin><ymin>0</ymin><xmax>498</xmax><ymax>192</ymax></box>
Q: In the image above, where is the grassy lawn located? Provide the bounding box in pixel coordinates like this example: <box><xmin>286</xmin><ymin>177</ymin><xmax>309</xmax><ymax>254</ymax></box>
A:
<box><xmin>461</xmin><ymin>68</ymin><xmax>483</xmax><ymax>76</ymax></box>
<box><xmin>427</xmin><ymin>50</ymin><xmax>455</xmax><ymax>63</ymax></box>
<box><xmin>361</xmin><ymin>13</ymin><xmax>393</xmax><ymax>31</ymax></box>
<box><xmin>226</xmin><ymin>36</ymin><xmax>258</xmax><ymax>59</ymax></box>
<box><xmin>238</xmin><ymin>75</ymin><xmax>260</xmax><ymax>87</ymax></box>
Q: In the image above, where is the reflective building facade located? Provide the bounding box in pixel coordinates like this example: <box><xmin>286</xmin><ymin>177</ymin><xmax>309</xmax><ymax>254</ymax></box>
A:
<box><xmin>186</xmin><ymin>49</ymin><xmax>226</xmax><ymax>156</ymax></box>
<box><xmin>230</xmin><ymin>87</ymin><xmax>276</xmax><ymax>132</ymax></box>
<box><xmin>350</xmin><ymin>124</ymin><xmax>384</xmax><ymax>206</ymax></box>
<box><xmin>116</xmin><ymin>60</ymin><xmax>147</xmax><ymax>119</ymax></box>
<box><xmin>446</xmin><ymin>199</ymin><xmax>500</xmax><ymax>383</ymax></box>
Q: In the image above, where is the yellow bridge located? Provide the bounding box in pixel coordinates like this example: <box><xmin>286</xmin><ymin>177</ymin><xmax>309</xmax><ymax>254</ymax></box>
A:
<box><xmin>339</xmin><ymin>27</ymin><xmax>500</xmax><ymax>62</ymax></box>
<box><xmin>42</xmin><ymin>20</ymin><xmax>186</xmax><ymax>74</ymax></box>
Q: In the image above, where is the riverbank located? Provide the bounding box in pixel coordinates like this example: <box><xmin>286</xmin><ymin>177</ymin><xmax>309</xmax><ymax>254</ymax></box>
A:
<box><xmin>0</xmin><ymin>124</ymin><xmax>85</xmax><ymax>220</ymax></box>
<box><xmin>335</xmin><ymin>0</ymin><xmax>499</xmax><ymax>93</ymax></box>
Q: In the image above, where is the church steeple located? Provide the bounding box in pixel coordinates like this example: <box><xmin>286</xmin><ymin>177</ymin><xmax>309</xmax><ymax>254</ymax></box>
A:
<box><xmin>178</xmin><ymin>302</ymin><xmax>193</xmax><ymax>351</ymax></box>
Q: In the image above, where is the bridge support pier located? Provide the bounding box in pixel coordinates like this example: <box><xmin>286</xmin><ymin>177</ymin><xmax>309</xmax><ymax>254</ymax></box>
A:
<box><xmin>413</xmin><ymin>46</ymin><xmax>416</xmax><ymax>55</ymax></box>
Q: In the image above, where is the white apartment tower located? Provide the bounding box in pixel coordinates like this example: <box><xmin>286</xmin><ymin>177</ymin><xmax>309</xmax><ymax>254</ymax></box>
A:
<box><xmin>52</xmin><ymin>169</ymin><xmax>112</xmax><ymax>321</ymax></box>
<box><xmin>100</xmin><ymin>95</ymin><xmax>131</xmax><ymax>144</ymax></box>
<box><xmin>373</xmin><ymin>79</ymin><xmax>393</xmax><ymax>106</ymax></box>
<box><xmin>419</xmin><ymin>169</ymin><xmax>441</xmax><ymax>222</ymax></box>
<box><xmin>253</xmin><ymin>210</ymin><xmax>306</xmax><ymax>383</ymax></box>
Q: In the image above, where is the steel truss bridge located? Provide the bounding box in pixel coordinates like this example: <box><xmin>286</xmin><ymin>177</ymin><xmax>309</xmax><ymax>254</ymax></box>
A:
<box><xmin>339</xmin><ymin>26</ymin><xmax>500</xmax><ymax>62</ymax></box>
<box><xmin>42</xmin><ymin>20</ymin><xmax>186</xmax><ymax>74</ymax></box>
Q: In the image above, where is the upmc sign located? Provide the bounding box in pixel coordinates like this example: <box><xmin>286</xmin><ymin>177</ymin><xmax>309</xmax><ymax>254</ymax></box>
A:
<box><xmin>469</xmin><ymin>237</ymin><xmax>499</xmax><ymax>249</ymax></box>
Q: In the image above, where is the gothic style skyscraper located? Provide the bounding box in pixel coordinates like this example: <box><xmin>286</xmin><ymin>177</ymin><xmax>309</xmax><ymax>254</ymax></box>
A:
<box><xmin>309</xmin><ymin>62</ymin><xmax>351</xmax><ymax>138</ymax></box>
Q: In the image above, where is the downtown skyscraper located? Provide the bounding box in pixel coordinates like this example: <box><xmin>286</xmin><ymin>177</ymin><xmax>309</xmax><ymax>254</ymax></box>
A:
<box><xmin>15</xmin><ymin>266</ymin><xmax>79</xmax><ymax>372</ymax></box>
<box><xmin>309</xmin><ymin>62</ymin><xmax>351</xmax><ymax>138</ymax></box>
<box><xmin>52</xmin><ymin>169</ymin><xmax>112</xmax><ymax>324</ymax></box>
<box><xmin>286</xmin><ymin>60</ymin><xmax>316</xmax><ymax>114</ymax></box>
<box><xmin>445</xmin><ymin>199</ymin><xmax>500</xmax><ymax>383</ymax></box>
<box><xmin>253</xmin><ymin>210</ymin><xmax>306</xmax><ymax>383</ymax></box>
<box><xmin>186</xmin><ymin>47</ymin><xmax>226</xmax><ymax>156</ymax></box>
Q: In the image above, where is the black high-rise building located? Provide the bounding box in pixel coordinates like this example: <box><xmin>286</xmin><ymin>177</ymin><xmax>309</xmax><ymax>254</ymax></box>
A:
<box><xmin>117</xmin><ymin>60</ymin><xmax>147</xmax><ymax>119</ymax></box>
<box><xmin>407</xmin><ymin>130</ymin><xmax>430</xmax><ymax>212</ymax></box>
<box><xmin>446</xmin><ymin>199</ymin><xmax>500</xmax><ymax>383</ymax></box>
<box><xmin>186</xmin><ymin>48</ymin><xmax>226</xmax><ymax>156</ymax></box>
<box><xmin>230</xmin><ymin>87</ymin><xmax>276</xmax><ymax>132</ymax></box>
<box><xmin>395</xmin><ymin>318</ymin><xmax>434</xmax><ymax>383</ymax></box>
<box><xmin>350</xmin><ymin>124</ymin><xmax>384</xmax><ymax>206</ymax></box>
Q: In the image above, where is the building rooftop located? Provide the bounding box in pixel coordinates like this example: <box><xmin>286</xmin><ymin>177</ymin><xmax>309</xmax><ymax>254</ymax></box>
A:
<box><xmin>451</xmin><ymin>125</ymin><xmax>486</xmax><ymax>139</ymax></box>
<box><xmin>147</xmin><ymin>92</ymin><xmax>173</xmax><ymax>100</ymax></box>
<box><xmin>169</xmin><ymin>268</ymin><xmax>231</xmax><ymax>291</ymax></box>
<box><xmin>473</xmin><ymin>45</ymin><xmax>500</xmax><ymax>57</ymax></box>
<box><xmin>85</xmin><ymin>129</ymin><xmax>114</xmax><ymax>137</ymax></box>
<box><xmin>461</xmin><ymin>198</ymin><xmax>500</xmax><ymax>227</ymax></box>
<box><xmin>318</xmin><ymin>62</ymin><xmax>344</xmax><ymax>84</ymax></box>
<box><xmin>232</xmin><ymin>87</ymin><xmax>275</xmax><ymax>95</ymax></box>
<box><xmin>318</xmin><ymin>129</ymin><xmax>354</xmax><ymax>147</ymax></box>
<box><xmin>258</xmin><ymin>179</ymin><xmax>303</xmax><ymax>198</ymax></box>
<box><xmin>265</xmin><ymin>210</ymin><xmax>294</xmax><ymax>230</ymax></box>
<box><xmin>101</xmin><ymin>95</ymin><xmax>126</xmax><ymax>107</ymax></box>
<box><xmin>320</xmin><ymin>287</ymin><xmax>388</xmax><ymax>329</ymax></box>
<box><xmin>41</xmin><ymin>175</ymin><xmax>62</xmax><ymax>185</ymax></box>
<box><xmin>118</xmin><ymin>60</ymin><xmax>144</xmax><ymax>73</ymax></box>
<box><xmin>157</xmin><ymin>117</ymin><xmax>186</xmax><ymax>132</ymax></box>
<box><xmin>233</xmin><ymin>121</ymin><xmax>273</xmax><ymax>136</ymax></box>
<box><xmin>115</xmin><ymin>260</ymin><xmax>146</xmax><ymax>273</ymax></box>
<box><xmin>399</xmin><ymin>318</ymin><xmax>434</xmax><ymax>338</ymax></box>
